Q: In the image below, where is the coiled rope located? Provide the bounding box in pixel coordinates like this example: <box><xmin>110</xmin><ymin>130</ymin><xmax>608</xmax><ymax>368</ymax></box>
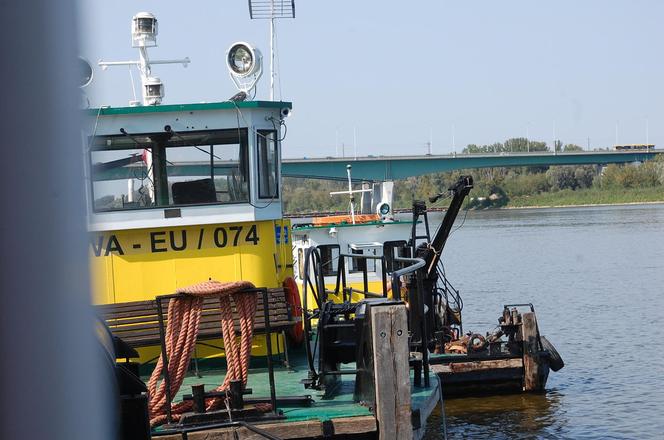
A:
<box><xmin>147</xmin><ymin>280</ymin><xmax>268</xmax><ymax>427</ymax></box>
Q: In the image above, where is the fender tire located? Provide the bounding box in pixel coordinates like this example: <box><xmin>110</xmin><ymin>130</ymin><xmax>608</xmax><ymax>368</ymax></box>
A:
<box><xmin>283</xmin><ymin>277</ymin><xmax>304</xmax><ymax>346</ymax></box>
<box><xmin>541</xmin><ymin>336</ymin><xmax>564</xmax><ymax>372</ymax></box>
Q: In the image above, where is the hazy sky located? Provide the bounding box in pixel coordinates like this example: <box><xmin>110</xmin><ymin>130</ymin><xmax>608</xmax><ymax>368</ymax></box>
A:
<box><xmin>79</xmin><ymin>1</ymin><xmax>664</xmax><ymax>158</ymax></box>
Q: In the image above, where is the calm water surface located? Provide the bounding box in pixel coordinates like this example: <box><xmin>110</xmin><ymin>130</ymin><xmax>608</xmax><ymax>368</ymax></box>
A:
<box><xmin>422</xmin><ymin>204</ymin><xmax>664</xmax><ymax>440</ymax></box>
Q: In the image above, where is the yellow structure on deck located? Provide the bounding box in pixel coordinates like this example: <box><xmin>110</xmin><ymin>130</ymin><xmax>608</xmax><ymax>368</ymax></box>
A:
<box><xmin>84</xmin><ymin>101</ymin><xmax>294</xmax><ymax>362</ymax></box>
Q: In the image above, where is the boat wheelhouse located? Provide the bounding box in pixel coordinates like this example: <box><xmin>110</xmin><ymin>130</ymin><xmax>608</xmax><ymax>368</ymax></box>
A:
<box><xmin>85</xmin><ymin>100</ymin><xmax>294</xmax><ymax>361</ymax></box>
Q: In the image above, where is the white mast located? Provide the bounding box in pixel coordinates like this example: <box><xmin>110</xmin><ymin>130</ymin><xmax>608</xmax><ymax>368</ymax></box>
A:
<box><xmin>248</xmin><ymin>0</ymin><xmax>295</xmax><ymax>101</ymax></box>
<box><xmin>270</xmin><ymin>1</ymin><xmax>275</xmax><ymax>100</ymax></box>
<box><xmin>329</xmin><ymin>165</ymin><xmax>372</xmax><ymax>225</ymax></box>
<box><xmin>98</xmin><ymin>12</ymin><xmax>190</xmax><ymax>106</ymax></box>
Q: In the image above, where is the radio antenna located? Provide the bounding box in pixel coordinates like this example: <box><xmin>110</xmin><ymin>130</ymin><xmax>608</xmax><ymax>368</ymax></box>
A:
<box><xmin>248</xmin><ymin>0</ymin><xmax>295</xmax><ymax>101</ymax></box>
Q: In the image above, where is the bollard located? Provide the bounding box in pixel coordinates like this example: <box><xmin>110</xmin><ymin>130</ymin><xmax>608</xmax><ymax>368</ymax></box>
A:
<box><xmin>229</xmin><ymin>380</ymin><xmax>244</xmax><ymax>410</ymax></box>
<box><xmin>192</xmin><ymin>384</ymin><xmax>206</xmax><ymax>413</ymax></box>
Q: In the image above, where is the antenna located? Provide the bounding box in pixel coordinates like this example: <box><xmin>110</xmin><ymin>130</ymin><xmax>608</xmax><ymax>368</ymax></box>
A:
<box><xmin>329</xmin><ymin>165</ymin><xmax>371</xmax><ymax>225</ymax></box>
<box><xmin>247</xmin><ymin>0</ymin><xmax>295</xmax><ymax>101</ymax></box>
<box><xmin>98</xmin><ymin>12</ymin><xmax>190</xmax><ymax>106</ymax></box>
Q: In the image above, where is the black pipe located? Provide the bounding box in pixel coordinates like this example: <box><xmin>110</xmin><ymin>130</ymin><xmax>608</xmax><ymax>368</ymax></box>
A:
<box><xmin>416</xmin><ymin>270</ymin><xmax>430</xmax><ymax>388</ymax></box>
<box><xmin>302</xmin><ymin>247</ymin><xmax>318</xmax><ymax>379</ymax></box>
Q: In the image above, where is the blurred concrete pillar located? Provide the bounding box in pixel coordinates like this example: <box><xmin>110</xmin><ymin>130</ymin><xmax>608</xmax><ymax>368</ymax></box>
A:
<box><xmin>0</xmin><ymin>1</ymin><xmax>112</xmax><ymax>439</ymax></box>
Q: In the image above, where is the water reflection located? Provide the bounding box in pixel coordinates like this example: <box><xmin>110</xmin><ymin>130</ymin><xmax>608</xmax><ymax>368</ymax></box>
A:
<box><xmin>425</xmin><ymin>391</ymin><xmax>565</xmax><ymax>439</ymax></box>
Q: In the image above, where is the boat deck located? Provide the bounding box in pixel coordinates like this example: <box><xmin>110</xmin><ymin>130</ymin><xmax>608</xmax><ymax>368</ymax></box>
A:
<box><xmin>151</xmin><ymin>351</ymin><xmax>440</xmax><ymax>439</ymax></box>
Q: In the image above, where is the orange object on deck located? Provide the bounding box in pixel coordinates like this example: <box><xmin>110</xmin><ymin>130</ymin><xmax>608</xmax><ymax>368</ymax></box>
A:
<box><xmin>312</xmin><ymin>214</ymin><xmax>380</xmax><ymax>226</ymax></box>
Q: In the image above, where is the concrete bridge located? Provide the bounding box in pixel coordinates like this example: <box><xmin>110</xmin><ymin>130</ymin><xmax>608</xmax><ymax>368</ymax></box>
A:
<box><xmin>282</xmin><ymin>150</ymin><xmax>662</xmax><ymax>181</ymax></box>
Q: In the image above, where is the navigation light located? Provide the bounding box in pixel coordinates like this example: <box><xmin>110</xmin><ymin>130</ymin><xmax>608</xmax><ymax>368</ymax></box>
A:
<box><xmin>132</xmin><ymin>12</ymin><xmax>158</xmax><ymax>47</ymax></box>
<box><xmin>143</xmin><ymin>77</ymin><xmax>164</xmax><ymax>105</ymax></box>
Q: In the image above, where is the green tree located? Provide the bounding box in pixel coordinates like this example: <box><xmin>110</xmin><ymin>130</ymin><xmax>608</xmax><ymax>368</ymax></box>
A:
<box><xmin>573</xmin><ymin>165</ymin><xmax>596</xmax><ymax>188</ymax></box>
<box><xmin>547</xmin><ymin>166</ymin><xmax>578</xmax><ymax>190</ymax></box>
<box><xmin>563</xmin><ymin>143</ymin><xmax>583</xmax><ymax>152</ymax></box>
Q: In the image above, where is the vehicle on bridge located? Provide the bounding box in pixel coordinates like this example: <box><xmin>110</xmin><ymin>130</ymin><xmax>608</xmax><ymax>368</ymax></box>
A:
<box><xmin>614</xmin><ymin>144</ymin><xmax>655</xmax><ymax>150</ymax></box>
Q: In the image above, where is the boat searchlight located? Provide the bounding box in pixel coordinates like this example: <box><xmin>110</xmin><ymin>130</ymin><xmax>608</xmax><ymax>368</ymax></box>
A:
<box><xmin>226</xmin><ymin>42</ymin><xmax>263</xmax><ymax>96</ymax></box>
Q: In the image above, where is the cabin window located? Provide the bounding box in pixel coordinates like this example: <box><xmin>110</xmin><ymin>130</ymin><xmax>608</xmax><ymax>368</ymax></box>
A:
<box><xmin>348</xmin><ymin>245</ymin><xmax>380</xmax><ymax>274</ymax></box>
<box><xmin>89</xmin><ymin>129</ymin><xmax>249</xmax><ymax>212</ymax></box>
<box><xmin>257</xmin><ymin>130</ymin><xmax>278</xmax><ymax>199</ymax></box>
<box><xmin>318</xmin><ymin>244</ymin><xmax>340</xmax><ymax>277</ymax></box>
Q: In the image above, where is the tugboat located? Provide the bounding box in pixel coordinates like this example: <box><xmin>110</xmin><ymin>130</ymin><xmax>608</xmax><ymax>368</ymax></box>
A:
<box><xmin>291</xmin><ymin>172</ymin><xmax>565</xmax><ymax>399</ymax></box>
<box><xmin>86</xmin><ymin>10</ymin><xmax>444</xmax><ymax>439</ymax></box>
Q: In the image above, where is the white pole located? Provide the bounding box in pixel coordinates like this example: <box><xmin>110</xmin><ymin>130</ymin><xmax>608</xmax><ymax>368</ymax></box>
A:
<box><xmin>526</xmin><ymin>123</ymin><xmax>530</xmax><ymax>152</ymax></box>
<box><xmin>553</xmin><ymin>120</ymin><xmax>556</xmax><ymax>155</ymax></box>
<box><xmin>269</xmin><ymin>0</ymin><xmax>275</xmax><ymax>101</ymax></box>
<box><xmin>452</xmin><ymin>124</ymin><xmax>456</xmax><ymax>153</ymax></box>
<box><xmin>127</xmin><ymin>179</ymin><xmax>135</xmax><ymax>203</ymax></box>
<box><xmin>615</xmin><ymin>121</ymin><xmax>619</xmax><ymax>146</ymax></box>
<box><xmin>646</xmin><ymin>117</ymin><xmax>649</xmax><ymax>146</ymax></box>
<box><xmin>335</xmin><ymin>129</ymin><xmax>339</xmax><ymax>157</ymax></box>
<box><xmin>429</xmin><ymin>127</ymin><xmax>433</xmax><ymax>155</ymax></box>
<box><xmin>146</xmin><ymin>149</ymin><xmax>155</xmax><ymax>203</ymax></box>
<box><xmin>353</xmin><ymin>127</ymin><xmax>358</xmax><ymax>160</ymax></box>
<box><xmin>347</xmin><ymin>165</ymin><xmax>355</xmax><ymax>224</ymax></box>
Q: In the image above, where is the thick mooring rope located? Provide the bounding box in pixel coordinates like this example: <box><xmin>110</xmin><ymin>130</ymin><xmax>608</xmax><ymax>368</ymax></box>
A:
<box><xmin>147</xmin><ymin>280</ymin><xmax>266</xmax><ymax>427</ymax></box>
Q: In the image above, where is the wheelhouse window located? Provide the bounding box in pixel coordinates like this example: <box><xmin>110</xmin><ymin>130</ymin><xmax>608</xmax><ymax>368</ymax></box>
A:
<box><xmin>89</xmin><ymin>129</ymin><xmax>249</xmax><ymax>212</ymax></box>
<box><xmin>318</xmin><ymin>244</ymin><xmax>340</xmax><ymax>277</ymax></box>
<box><xmin>257</xmin><ymin>130</ymin><xmax>278</xmax><ymax>199</ymax></box>
<box><xmin>348</xmin><ymin>244</ymin><xmax>381</xmax><ymax>274</ymax></box>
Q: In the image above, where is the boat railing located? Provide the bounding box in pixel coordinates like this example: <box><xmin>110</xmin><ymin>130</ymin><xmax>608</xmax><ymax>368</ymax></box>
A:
<box><xmin>302</xmin><ymin>245</ymin><xmax>431</xmax><ymax>387</ymax></box>
<box><xmin>333</xmin><ymin>252</ymin><xmax>388</xmax><ymax>301</ymax></box>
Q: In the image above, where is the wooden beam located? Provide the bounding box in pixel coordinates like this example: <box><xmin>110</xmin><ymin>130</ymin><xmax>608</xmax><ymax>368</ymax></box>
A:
<box><xmin>430</xmin><ymin>357</ymin><xmax>523</xmax><ymax>374</ymax></box>
<box><xmin>370</xmin><ymin>303</ymin><xmax>412</xmax><ymax>440</ymax></box>
<box><xmin>155</xmin><ymin>416</ymin><xmax>378</xmax><ymax>440</ymax></box>
<box><xmin>522</xmin><ymin>312</ymin><xmax>541</xmax><ymax>391</ymax></box>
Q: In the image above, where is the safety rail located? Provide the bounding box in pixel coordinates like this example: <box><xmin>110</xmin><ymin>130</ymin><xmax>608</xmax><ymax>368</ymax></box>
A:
<box><xmin>301</xmin><ymin>245</ymin><xmax>431</xmax><ymax>387</ymax></box>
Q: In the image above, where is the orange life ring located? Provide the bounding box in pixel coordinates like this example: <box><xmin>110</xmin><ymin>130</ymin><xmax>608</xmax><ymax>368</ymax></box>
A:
<box><xmin>283</xmin><ymin>276</ymin><xmax>304</xmax><ymax>345</ymax></box>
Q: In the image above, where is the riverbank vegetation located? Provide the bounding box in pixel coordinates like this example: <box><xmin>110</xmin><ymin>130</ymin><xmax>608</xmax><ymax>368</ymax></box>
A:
<box><xmin>282</xmin><ymin>138</ymin><xmax>664</xmax><ymax>213</ymax></box>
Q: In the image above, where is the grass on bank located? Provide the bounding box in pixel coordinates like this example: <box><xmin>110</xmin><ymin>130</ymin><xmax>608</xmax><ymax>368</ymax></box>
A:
<box><xmin>506</xmin><ymin>186</ymin><xmax>664</xmax><ymax>208</ymax></box>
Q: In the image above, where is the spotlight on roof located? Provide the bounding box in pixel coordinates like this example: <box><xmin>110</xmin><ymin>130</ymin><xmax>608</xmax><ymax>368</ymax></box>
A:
<box><xmin>132</xmin><ymin>12</ymin><xmax>158</xmax><ymax>47</ymax></box>
<box><xmin>78</xmin><ymin>57</ymin><xmax>94</xmax><ymax>88</ymax></box>
<box><xmin>226</xmin><ymin>42</ymin><xmax>263</xmax><ymax>96</ymax></box>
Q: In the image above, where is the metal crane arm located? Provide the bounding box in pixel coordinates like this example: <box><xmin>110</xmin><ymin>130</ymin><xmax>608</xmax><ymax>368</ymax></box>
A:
<box><xmin>422</xmin><ymin>175</ymin><xmax>473</xmax><ymax>276</ymax></box>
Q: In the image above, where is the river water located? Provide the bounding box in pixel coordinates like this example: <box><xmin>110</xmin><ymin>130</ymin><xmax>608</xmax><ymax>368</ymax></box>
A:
<box><xmin>422</xmin><ymin>203</ymin><xmax>664</xmax><ymax>440</ymax></box>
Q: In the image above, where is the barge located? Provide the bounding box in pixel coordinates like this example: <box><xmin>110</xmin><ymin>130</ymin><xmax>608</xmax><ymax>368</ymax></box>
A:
<box><xmin>291</xmin><ymin>171</ymin><xmax>564</xmax><ymax>400</ymax></box>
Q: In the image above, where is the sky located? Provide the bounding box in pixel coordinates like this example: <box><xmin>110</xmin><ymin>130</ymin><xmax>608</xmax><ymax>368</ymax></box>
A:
<box><xmin>79</xmin><ymin>1</ymin><xmax>664</xmax><ymax>158</ymax></box>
